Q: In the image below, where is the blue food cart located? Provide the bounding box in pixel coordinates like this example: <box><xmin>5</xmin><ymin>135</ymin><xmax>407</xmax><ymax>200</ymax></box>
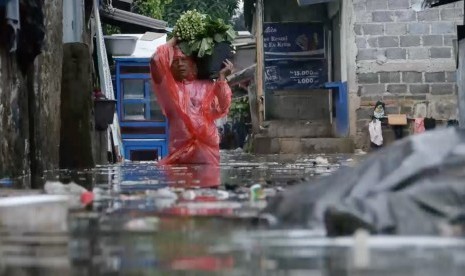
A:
<box><xmin>110</xmin><ymin>34</ymin><xmax>169</xmax><ymax>161</ymax></box>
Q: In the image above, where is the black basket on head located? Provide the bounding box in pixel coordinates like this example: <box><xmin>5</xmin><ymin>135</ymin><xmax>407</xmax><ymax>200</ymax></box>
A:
<box><xmin>94</xmin><ymin>99</ymin><xmax>116</xmax><ymax>131</ymax></box>
<box><xmin>196</xmin><ymin>42</ymin><xmax>234</xmax><ymax>80</ymax></box>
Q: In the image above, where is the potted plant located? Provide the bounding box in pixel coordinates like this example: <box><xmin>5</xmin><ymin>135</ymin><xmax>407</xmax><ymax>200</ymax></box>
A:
<box><xmin>172</xmin><ymin>10</ymin><xmax>237</xmax><ymax>79</ymax></box>
<box><xmin>93</xmin><ymin>87</ymin><xmax>116</xmax><ymax>131</ymax></box>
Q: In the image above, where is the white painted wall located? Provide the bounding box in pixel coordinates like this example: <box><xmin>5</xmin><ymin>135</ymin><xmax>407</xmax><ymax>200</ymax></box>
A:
<box><xmin>63</xmin><ymin>0</ymin><xmax>84</xmax><ymax>43</ymax></box>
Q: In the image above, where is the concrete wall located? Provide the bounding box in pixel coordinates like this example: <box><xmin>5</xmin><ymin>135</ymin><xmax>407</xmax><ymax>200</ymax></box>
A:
<box><xmin>31</xmin><ymin>0</ymin><xmax>64</xmax><ymax>176</ymax></box>
<box><xmin>0</xmin><ymin>0</ymin><xmax>63</xmax><ymax>180</ymax></box>
<box><xmin>62</xmin><ymin>1</ymin><xmax>109</xmax><ymax>169</ymax></box>
<box><xmin>60</xmin><ymin>43</ymin><xmax>94</xmax><ymax>170</ymax></box>
<box><xmin>233</xmin><ymin>45</ymin><xmax>256</xmax><ymax>72</ymax></box>
<box><xmin>0</xmin><ymin>0</ymin><xmax>111</xmax><ymax>181</ymax></box>
<box><xmin>0</xmin><ymin>49</ymin><xmax>30</xmax><ymax>177</ymax></box>
<box><xmin>266</xmin><ymin>90</ymin><xmax>331</xmax><ymax>120</ymax></box>
<box><xmin>350</xmin><ymin>0</ymin><xmax>464</xmax><ymax>148</ymax></box>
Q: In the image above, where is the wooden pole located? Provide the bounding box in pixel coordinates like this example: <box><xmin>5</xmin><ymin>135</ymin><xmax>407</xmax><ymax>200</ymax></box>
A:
<box><xmin>458</xmin><ymin>2</ymin><xmax>465</xmax><ymax>128</ymax></box>
<box><xmin>460</xmin><ymin>49</ymin><xmax>465</xmax><ymax>128</ymax></box>
<box><xmin>255</xmin><ymin>0</ymin><xmax>265</xmax><ymax>125</ymax></box>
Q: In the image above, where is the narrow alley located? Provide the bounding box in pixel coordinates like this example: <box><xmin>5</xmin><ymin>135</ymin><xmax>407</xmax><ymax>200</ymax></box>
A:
<box><xmin>2</xmin><ymin>0</ymin><xmax>465</xmax><ymax>275</ymax></box>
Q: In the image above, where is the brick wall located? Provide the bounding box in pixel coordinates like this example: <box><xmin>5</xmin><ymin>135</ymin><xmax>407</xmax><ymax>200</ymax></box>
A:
<box><xmin>352</xmin><ymin>0</ymin><xmax>463</xmax><ymax>148</ymax></box>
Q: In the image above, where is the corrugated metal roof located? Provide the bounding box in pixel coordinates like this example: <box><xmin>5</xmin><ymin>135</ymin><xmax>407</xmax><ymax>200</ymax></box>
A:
<box><xmin>100</xmin><ymin>6</ymin><xmax>168</xmax><ymax>31</ymax></box>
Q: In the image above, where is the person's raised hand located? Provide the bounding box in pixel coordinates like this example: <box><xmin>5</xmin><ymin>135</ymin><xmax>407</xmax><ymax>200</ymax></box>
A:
<box><xmin>167</xmin><ymin>36</ymin><xmax>178</xmax><ymax>46</ymax></box>
<box><xmin>219</xmin><ymin>59</ymin><xmax>234</xmax><ymax>81</ymax></box>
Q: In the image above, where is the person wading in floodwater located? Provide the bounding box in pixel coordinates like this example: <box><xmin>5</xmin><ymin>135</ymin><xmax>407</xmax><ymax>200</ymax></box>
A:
<box><xmin>150</xmin><ymin>37</ymin><xmax>234</xmax><ymax>166</ymax></box>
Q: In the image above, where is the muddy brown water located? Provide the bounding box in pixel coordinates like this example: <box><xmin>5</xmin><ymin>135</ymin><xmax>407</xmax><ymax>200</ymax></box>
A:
<box><xmin>1</xmin><ymin>151</ymin><xmax>465</xmax><ymax>275</ymax></box>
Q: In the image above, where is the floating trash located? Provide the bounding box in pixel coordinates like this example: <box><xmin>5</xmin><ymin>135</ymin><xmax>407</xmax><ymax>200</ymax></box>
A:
<box><xmin>250</xmin><ymin>184</ymin><xmax>264</xmax><ymax>201</ymax></box>
<box><xmin>124</xmin><ymin>217</ymin><xmax>160</xmax><ymax>232</ymax></box>
<box><xmin>0</xmin><ymin>195</ymin><xmax>69</xmax><ymax>233</ymax></box>
<box><xmin>315</xmin><ymin>156</ymin><xmax>329</xmax><ymax>165</ymax></box>
<box><xmin>0</xmin><ymin>178</ymin><xmax>13</xmax><ymax>187</ymax></box>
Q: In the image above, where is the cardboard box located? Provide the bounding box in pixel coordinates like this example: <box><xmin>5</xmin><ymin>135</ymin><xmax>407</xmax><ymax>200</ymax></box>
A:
<box><xmin>388</xmin><ymin>114</ymin><xmax>408</xmax><ymax>125</ymax></box>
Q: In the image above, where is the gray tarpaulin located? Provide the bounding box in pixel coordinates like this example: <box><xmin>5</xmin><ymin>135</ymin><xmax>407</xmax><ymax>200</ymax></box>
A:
<box><xmin>262</xmin><ymin>128</ymin><xmax>465</xmax><ymax>236</ymax></box>
<box><xmin>423</xmin><ymin>0</ymin><xmax>461</xmax><ymax>8</ymax></box>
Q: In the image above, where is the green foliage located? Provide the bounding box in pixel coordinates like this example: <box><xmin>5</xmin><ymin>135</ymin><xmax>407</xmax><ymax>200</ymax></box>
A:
<box><xmin>103</xmin><ymin>24</ymin><xmax>121</xmax><ymax>35</ymax></box>
<box><xmin>129</xmin><ymin>1</ymin><xmax>241</xmax><ymax>57</ymax></box>
<box><xmin>172</xmin><ymin>10</ymin><xmax>206</xmax><ymax>41</ymax></box>
<box><xmin>173</xmin><ymin>10</ymin><xmax>236</xmax><ymax>58</ymax></box>
<box><xmin>164</xmin><ymin>0</ymin><xmax>239</xmax><ymax>26</ymax></box>
<box><xmin>133</xmin><ymin>0</ymin><xmax>239</xmax><ymax>27</ymax></box>
<box><xmin>229</xmin><ymin>96</ymin><xmax>250</xmax><ymax>120</ymax></box>
<box><xmin>132</xmin><ymin>0</ymin><xmax>172</xmax><ymax>19</ymax></box>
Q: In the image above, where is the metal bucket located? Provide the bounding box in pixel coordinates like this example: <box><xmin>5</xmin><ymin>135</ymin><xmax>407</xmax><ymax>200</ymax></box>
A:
<box><xmin>196</xmin><ymin>42</ymin><xmax>235</xmax><ymax>79</ymax></box>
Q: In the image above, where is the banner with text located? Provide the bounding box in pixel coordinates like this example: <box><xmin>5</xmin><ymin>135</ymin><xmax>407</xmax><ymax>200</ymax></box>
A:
<box><xmin>264</xmin><ymin>59</ymin><xmax>328</xmax><ymax>91</ymax></box>
<box><xmin>263</xmin><ymin>22</ymin><xmax>325</xmax><ymax>59</ymax></box>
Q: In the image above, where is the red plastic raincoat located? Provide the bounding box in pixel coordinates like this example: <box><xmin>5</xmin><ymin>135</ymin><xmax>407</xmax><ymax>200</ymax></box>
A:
<box><xmin>150</xmin><ymin>43</ymin><xmax>232</xmax><ymax>166</ymax></box>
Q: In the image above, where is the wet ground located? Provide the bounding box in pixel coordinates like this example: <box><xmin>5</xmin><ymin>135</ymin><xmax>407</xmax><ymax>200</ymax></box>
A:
<box><xmin>1</xmin><ymin>150</ymin><xmax>465</xmax><ymax>275</ymax></box>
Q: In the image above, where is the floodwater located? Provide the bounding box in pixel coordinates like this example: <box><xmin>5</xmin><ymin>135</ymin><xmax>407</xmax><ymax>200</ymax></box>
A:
<box><xmin>1</xmin><ymin>150</ymin><xmax>465</xmax><ymax>275</ymax></box>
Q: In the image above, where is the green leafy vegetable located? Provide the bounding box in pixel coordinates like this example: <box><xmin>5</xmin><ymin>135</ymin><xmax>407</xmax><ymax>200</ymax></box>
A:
<box><xmin>173</xmin><ymin>10</ymin><xmax>237</xmax><ymax>58</ymax></box>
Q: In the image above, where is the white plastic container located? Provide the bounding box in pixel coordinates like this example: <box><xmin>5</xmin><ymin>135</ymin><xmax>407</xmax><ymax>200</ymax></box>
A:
<box><xmin>0</xmin><ymin>195</ymin><xmax>69</xmax><ymax>234</ymax></box>
<box><xmin>104</xmin><ymin>35</ymin><xmax>138</xmax><ymax>56</ymax></box>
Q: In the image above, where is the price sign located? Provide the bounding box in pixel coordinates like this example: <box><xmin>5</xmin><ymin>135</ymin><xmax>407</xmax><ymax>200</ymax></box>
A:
<box><xmin>265</xmin><ymin>59</ymin><xmax>327</xmax><ymax>91</ymax></box>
